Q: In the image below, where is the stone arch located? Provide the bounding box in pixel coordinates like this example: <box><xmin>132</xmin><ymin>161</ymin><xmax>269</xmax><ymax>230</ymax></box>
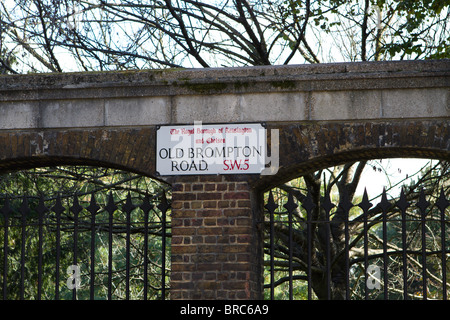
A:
<box><xmin>257</xmin><ymin>121</ymin><xmax>449</xmax><ymax>301</ymax></box>
<box><xmin>253</xmin><ymin>119</ymin><xmax>449</xmax><ymax>190</ymax></box>
<box><xmin>0</xmin><ymin>157</ymin><xmax>171</xmax><ymax>301</ymax></box>
<box><xmin>0</xmin><ymin>127</ymin><xmax>162</xmax><ymax>182</ymax></box>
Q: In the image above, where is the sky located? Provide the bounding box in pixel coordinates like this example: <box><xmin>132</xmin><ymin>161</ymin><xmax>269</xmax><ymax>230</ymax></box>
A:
<box><xmin>356</xmin><ymin>158</ymin><xmax>435</xmax><ymax>200</ymax></box>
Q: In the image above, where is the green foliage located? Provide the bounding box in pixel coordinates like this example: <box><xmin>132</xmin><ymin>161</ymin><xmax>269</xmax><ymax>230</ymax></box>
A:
<box><xmin>264</xmin><ymin>159</ymin><xmax>449</xmax><ymax>299</ymax></box>
<box><xmin>1</xmin><ymin>0</ymin><xmax>448</xmax><ymax>72</ymax></box>
<box><xmin>0</xmin><ymin>166</ymin><xmax>171</xmax><ymax>300</ymax></box>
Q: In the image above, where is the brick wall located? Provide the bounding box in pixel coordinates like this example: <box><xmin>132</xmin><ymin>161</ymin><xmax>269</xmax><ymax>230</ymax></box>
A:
<box><xmin>170</xmin><ymin>175</ymin><xmax>263</xmax><ymax>300</ymax></box>
<box><xmin>0</xmin><ymin>121</ymin><xmax>447</xmax><ymax>300</ymax></box>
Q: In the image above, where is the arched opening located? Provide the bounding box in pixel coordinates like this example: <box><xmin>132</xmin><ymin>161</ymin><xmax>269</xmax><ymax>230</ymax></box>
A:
<box><xmin>0</xmin><ymin>163</ymin><xmax>171</xmax><ymax>300</ymax></box>
<box><xmin>263</xmin><ymin>157</ymin><xmax>449</xmax><ymax>300</ymax></box>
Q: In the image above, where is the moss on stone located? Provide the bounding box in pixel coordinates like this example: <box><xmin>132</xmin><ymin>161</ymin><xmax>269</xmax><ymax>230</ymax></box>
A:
<box><xmin>179</xmin><ymin>81</ymin><xmax>228</xmax><ymax>93</ymax></box>
<box><xmin>270</xmin><ymin>80</ymin><xmax>296</xmax><ymax>89</ymax></box>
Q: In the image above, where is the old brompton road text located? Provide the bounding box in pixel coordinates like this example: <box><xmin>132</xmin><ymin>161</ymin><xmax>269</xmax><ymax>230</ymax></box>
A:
<box><xmin>156</xmin><ymin>123</ymin><xmax>266</xmax><ymax>175</ymax></box>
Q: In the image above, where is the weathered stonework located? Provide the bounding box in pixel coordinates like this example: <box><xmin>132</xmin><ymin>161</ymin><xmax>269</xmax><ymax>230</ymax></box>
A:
<box><xmin>0</xmin><ymin>120</ymin><xmax>446</xmax><ymax>191</ymax></box>
<box><xmin>0</xmin><ymin>60</ymin><xmax>448</xmax><ymax>300</ymax></box>
<box><xmin>1</xmin><ymin>60</ymin><xmax>448</xmax><ymax>129</ymax></box>
<box><xmin>170</xmin><ymin>176</ymin><xmax>263</xmax><ymax>299</ymax></box>
<box><xmin>0</xmin><ymin>128</ymin><xmax>157</xmax><ymax>175</ymax></box>
<box><xmin>254</xmin><ymin>120</ymin><xmax>450</xmax><ymax>190</ymax></box>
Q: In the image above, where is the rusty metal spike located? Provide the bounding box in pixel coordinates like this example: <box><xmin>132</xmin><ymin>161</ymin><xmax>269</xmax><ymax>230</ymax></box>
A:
<box><xmin>435</xmin><ymin>188</ymin><xmax>449</xmax><ymax>213</ymax></box>
<box><xmin>70</xmin><ymin>195</ymin><xmax>83</xmax><ymax>216</ymax></box>
<box><xmin>87</xmin><ymin>193</ymin><xmax>100</xmax><ymax>216</ymax></box>
<box><xmin>320</xmin><ymin>190</ymin><xmax>334</xmax><ymax>214</ymax></box>
<box><xmin>105</xmin><ymin>192</ymin><xmax>118</xmax><ymax>216</ymax></box>
<box><xmin>358</xmin><ymin>188</ymin><xmax>373</xmax><ymax>213</ymax></box>
<box><xmin>283</xmin><ymin>192</ymin><xmax>298</xmax><ymax>213</ymax></box>
<box><xmin>123</xmin><ymin>192</ymin><xmax>136</xmax><ymax>215</ymax></box>
<box><xmin>0</xmin><ymin>196</ymin><xmax>12</xmax><ymax>220</ymax></box>
<box><xmin>377</xmin><ymin>188</ymin><xmax>391</xmax><ymax>214</ymax></box>
<box><xmin>396</xmin><ymin>188</ymin><xmax>410</xmax><ymax>213</ymax></box>
<box><xmin>51</xmin><ymin>194</ymin><xmax>65</xmax><ymax>217</ymax></box>
<box><xmin>338</xmin><ymin>187</ymin><xmax>353</xmax><ymax>214</ymax></box>
<box><xmin>157</xmin><ymin>191</ymin><xmax>171</xmax><ymax>214</ymax></box>
<box><xmin>19</xmin><ymin>196</ymin><xmax>30</xmax><ymax>218</ymax></box>
<box><xmin>302</xmin><ymin>191</ymin><xmax>316</xmax><ymax>213</ymax></box>
<box><xmin>265</xmin><ymin>190</ymin><xmax>278</xmax><ymax>214</ymax></box>
<box><xmin>140</xmin><ymin>193</ymin><xmax>154</xmax><ymax>214</ymax></box>
<box><xmin>36</xmin><ymin>194</ymin><xmax>49</xmax><ymax>218</ymax></box>
<box><xmin>416</xmin><ymin>188</ymin><xmax>430</xmax><ymax>216</ymax></box>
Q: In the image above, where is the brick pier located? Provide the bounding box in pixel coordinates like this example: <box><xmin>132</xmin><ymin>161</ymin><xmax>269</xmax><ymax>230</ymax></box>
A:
<box><xmin>170</xmin><ymin>175</ymin><xmax>263</xmax><ymax>300</ymax></box>
<box><xmin>0</xmin><ymin>60</ymin><xmax>447</xmax><ymax>300</ymax></box>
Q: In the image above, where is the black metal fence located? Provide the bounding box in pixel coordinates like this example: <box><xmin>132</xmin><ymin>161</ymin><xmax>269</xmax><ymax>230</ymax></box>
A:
<box><xmin>0</xmin><ymin>191</ymin><xmax>171</xmax><ymax>300</ymax></box>
<box><xmin>264</xmin><ymin>187</ymin><xmax>449</xmax><ymax>300</ymax></box>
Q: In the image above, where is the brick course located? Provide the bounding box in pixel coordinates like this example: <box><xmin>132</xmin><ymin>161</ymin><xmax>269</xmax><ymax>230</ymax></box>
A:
<box><xmin>170</xmin><ymin>175</ymin><xmax>262</xmax><ymax>300</ymax></box>
<box><xmin>0</xmin><ymin>60</ymin><xmax>448</xmax><ymax>301</ymax></box>
<box><xmin>0</xmin><ymin>121</ymin><xmax>447</xmax><ymax>300</ymax></box>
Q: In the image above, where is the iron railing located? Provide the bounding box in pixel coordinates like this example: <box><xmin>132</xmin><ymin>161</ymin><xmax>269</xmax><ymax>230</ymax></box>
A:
<box><xmin>0</xmin><ymin>191</ymin><xmax>171</xmax><ymax>300</ymax></box>
<box><xmin>264</xmin><ymin>187</ymin><xmax>449</xmax><ymax>300</ymax></box>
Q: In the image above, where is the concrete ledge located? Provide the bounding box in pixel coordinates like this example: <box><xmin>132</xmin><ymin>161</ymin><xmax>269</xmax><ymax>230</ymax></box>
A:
<box><xmin>1</xmin><ymin>60</ymin><xmax>448</xmax><ymax>100</ymax></box>
<box><xmin>0</xmin><ymin>88</ymin><xmax>447</xmax><ymax>129</ymax></box>
<box><xmin>0</xmin><ymin>60</ymin><xmax>448</xmax><ymax>129</ymax></box>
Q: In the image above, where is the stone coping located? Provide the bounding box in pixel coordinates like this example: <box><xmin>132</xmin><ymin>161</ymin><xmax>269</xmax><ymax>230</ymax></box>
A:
<box><xmin>0</xmin><ymin>59</ymin><xmax>448</xmax><ymax>101</ymax></box>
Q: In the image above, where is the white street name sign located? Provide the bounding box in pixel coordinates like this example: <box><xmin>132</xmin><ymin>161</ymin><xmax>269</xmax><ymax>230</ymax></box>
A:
<box><xmin>156</xmin><ymin>122</ymin><xmax>267</xmax><ymax>175</ymax></box>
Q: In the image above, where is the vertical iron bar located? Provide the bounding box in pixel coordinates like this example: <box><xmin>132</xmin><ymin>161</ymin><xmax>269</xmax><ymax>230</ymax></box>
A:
<box><xmin>90</xmin><ymin>209</ymin><xmax>96</xmax><ymax>300</ymax></box>
<box><xmin>320</xmin><ymin>183</ymin><xmax>335</xmax><ymax>300</ymax></box>
<box><xmin>397</xmin><ymin>189</ymin><xmax>409</xmax><ymax>300</ymax></box>
<box><xmin>321</xmin><ymin>190</ymin><xmax>334</xmax><ymax>300</ymax></box>
<box><xmin>421</xmin><ymin>211</ymin><xmax>427</xmax><ymax>300</ymax></box>
<box><xmin>143</xmin><ymin>210</ymin><xmax>149</xmax><ymax>301</ymax></box>
<box><xmin>55</xmin><ymin>207</ymin><xmax>60</xmax><ymax>301</ymax></box>
<box><xmin>265</xmin><ymin>191</ymin><xmax>277</xmax><ymax>300</ymax></box>
<box><xmin>436</xmin><ymin>189</ymin><xmax>448</xmax><ymax>300</ymax></box>
<box><xmin>88</xmin><ymin>194</ymin><xmax>99</xmax><ymax>300</ymax></box>
<box><xmin>38</xmin><ymin>206</ymin><xmax>43</xmax><ymax>300</ymax></box>
<box><xmin>36</xmin><ymin>195</ymin><xmax>48</xmax><ymax>300</ymax></box>
<box><xmin>339</xmin><ymin>188</ymin><xmax>352</xmax><ymax>300</ymax></box>
<box><xmin>270</xmin><ymin>208</ymin><xmax>274</xmax><ymax>300</ymax></box>
<box><xmin>302</xmin><ymin>191</ymin><xmax>316</xmax><ymax>301</ymax></box>
<box><xmin>140</xmin><ymin>194</ymin><xmax>152</xmax><ymax>301</ymax></box>
<box><xmin>325</xmin><ymin>208</ymin><xmax>331</xmax><ymax>300</ymax></box>
<box><xmin>307</xmin><ymin>207</ymin><xmax>312</xmax><ymax>300</ymax></box>
<box><xmin>19</xmin><ymin>196</ymin><xmax>29</xmax><ymax>300</ymax></box>
<box><xmin>288</xmin><ymin>204</ymin><xmax>293</xmax><ymax>300</ymax></box>
<box><xmin>108</xmin><ymin>211</ymin><xmax>113</xmax><ymax>301</ymax></box>
<box><xmin>126</xmin><ymin>205</ymin><xmax>131</xmax><ymax>300</ymax></box>
<box><xmin>344</xmin><ymin>210</ymin><xmax>350</xmax><ymax>300</ymax></box>
<box><xmin>363</xmin><ymin>211</ymin><xmax>369</xmax><ymax>300</ymax></box>
<box><xmin>442</xmin><ymin>218</ymin><xmax>447</xmax><ymax>300</ymax></box>
<box><xmin>358</xmin><ymin>189</ymin><xmax>372</xmax><ymax>300</ymax></box>
<box><xmin>157</xmin><ymin>191</ymin><xmax>171</xmax><ymax>301</ymax></box>
<box><xmin>161</xmin><ymin>197</ymin><xmax>167</xmax><ymax>300</ymax></box>
<box><xmin>74</xmin><ymin>201</ymin><xmax>79</xmax><ymax>300</ymax></box>
<box><xmin>283</xmin><ymin>193</ymin><xmax>297</xmax><ymax>300</ymax></box>
<box><xmin>52</xmin><ymin>195</ymin><xmax>64</xmax><ymax>300</ymax></box>
<box><xmin>1</xmin><ymin>197</ymin><xmax>11</xmax><ymax>300</ymax></box>
<box><xmin>382</xmin><ymin>210</ymin><xmax>388</xmax><ymax>299</ymax></box>
<box><xmin>123</xmin><ymin>193</ymin><xmax>135</xmax><ymax>300</ymax></box>
<box><xmin>417</xmin><ymin>189</ymin><xmax>429</xmax><ymax>300</ymax></box>
<box><xmin>70</xmin><ymin>196</ymin><xmax>81</xmax><ymax>300</ymax></box>
<box><xmin>105</xmin><ymin>192</ymin><xmax>116</xmax><ymax>301</ymax></box>
<box><xmin>378</xmin><ymin>189</ymin><xmax>390</xmax><ymax>300</ymax></box>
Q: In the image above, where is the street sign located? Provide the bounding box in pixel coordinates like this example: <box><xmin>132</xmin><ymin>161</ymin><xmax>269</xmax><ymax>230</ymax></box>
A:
<box><xmin>156</xmin><ymin>122</ymin><xmax>266</xmax><ymax>175</ymax></box>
